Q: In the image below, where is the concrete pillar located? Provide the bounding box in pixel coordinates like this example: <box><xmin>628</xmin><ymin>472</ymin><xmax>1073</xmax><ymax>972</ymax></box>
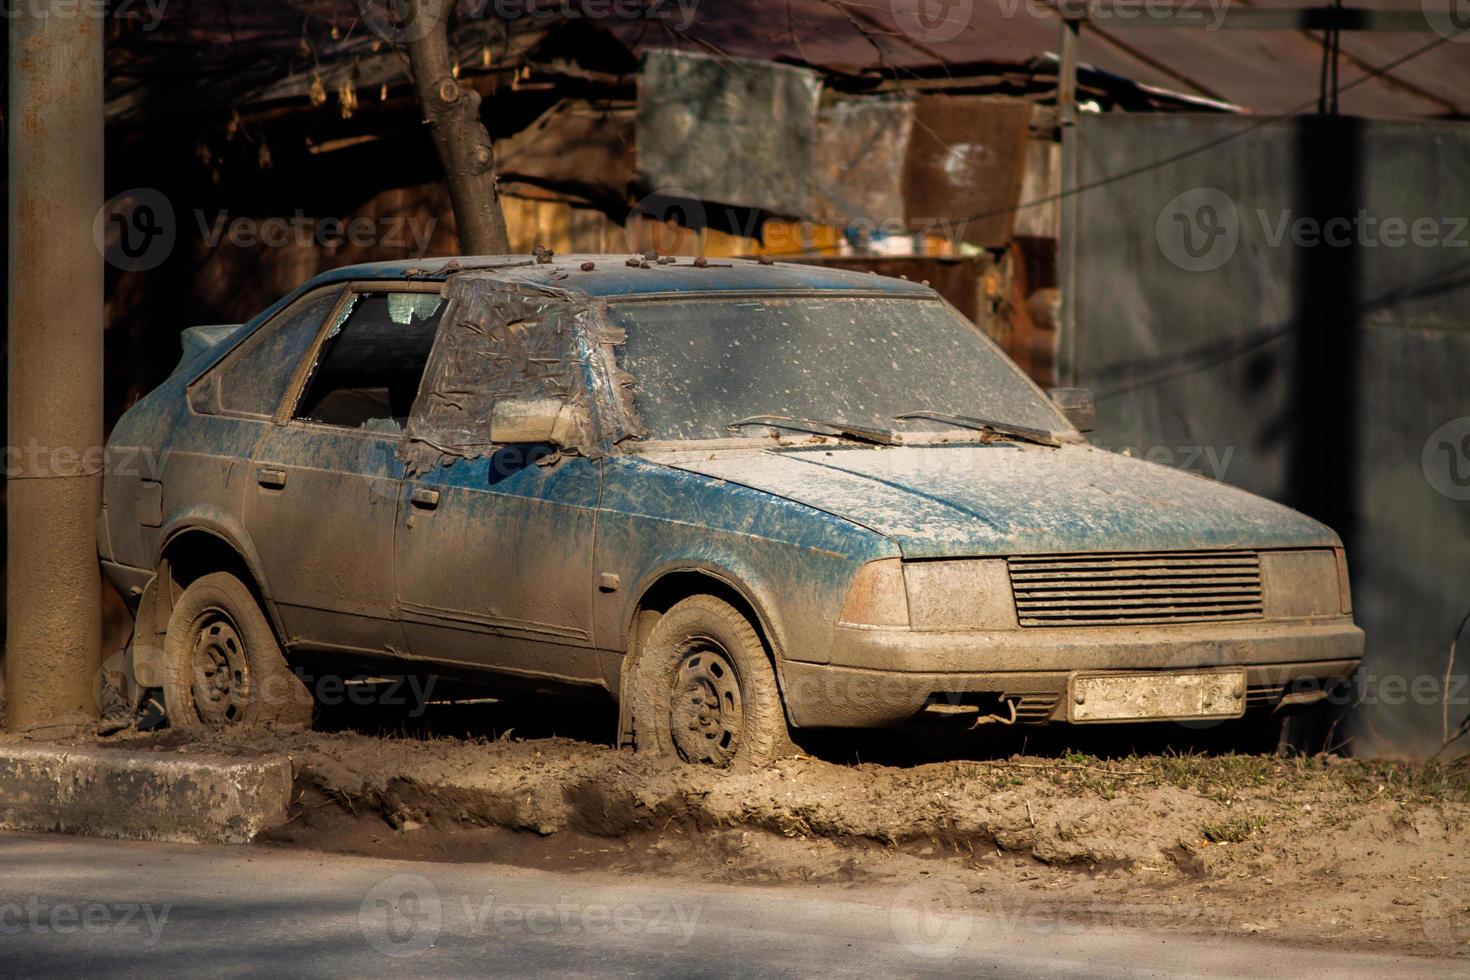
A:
<box><xmin>6</xmin><ymin>2</ymin><xmax>105</xmax><ymax>731</ymax></box>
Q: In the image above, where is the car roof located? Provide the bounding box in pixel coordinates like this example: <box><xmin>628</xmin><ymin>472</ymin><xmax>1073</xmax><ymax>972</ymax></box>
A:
<box><xmin>302</xmin><ymin>254</ymin><xmax>938</xmax><ymax>299</ymax></box>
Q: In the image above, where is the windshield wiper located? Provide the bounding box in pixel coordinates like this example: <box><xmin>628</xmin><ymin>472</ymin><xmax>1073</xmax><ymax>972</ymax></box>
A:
<box><xmin>728</xmin><ymin>415</ymin><xmax>901</xmax><ymax>446</ymax></box>
<box><xmin>894</xmin><ymin>411</ymin><xmax>1060</xmax><ymax>448</ymax></box>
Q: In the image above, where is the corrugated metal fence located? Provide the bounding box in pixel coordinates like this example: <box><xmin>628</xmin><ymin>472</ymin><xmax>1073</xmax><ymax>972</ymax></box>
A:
<box><xmin>1066</xmin><ymin>113</ymin><xmax>1470</xmax><ymax>758</ymax></box>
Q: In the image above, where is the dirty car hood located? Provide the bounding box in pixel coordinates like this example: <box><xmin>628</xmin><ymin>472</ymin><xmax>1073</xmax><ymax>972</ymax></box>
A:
<box><xmin>656</xmin><ymin>443</ymin><xmax>1338</xmax><ymax>558</ymax></box>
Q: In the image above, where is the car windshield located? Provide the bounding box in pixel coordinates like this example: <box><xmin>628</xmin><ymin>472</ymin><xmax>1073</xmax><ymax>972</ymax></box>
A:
<box><xmin>608</xmin><ymin>294</ymin><xmax>1069</xmax><ymax>442</ymax></box>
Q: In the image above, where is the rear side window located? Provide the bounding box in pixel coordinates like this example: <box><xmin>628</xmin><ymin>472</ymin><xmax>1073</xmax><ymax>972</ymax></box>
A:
<box><xmin>293</xmin><ymin>291</ymin><xmax>444</xmax><ymax>431</ymax></box>
<box><xmin>216</xmin><ymin>289</ymin><xmax>341</xmax><ymax>418</ymax></box>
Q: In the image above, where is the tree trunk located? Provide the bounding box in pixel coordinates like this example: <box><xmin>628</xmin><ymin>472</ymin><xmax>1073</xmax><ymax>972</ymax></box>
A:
<box><xmin>404</xmin><ymin>0</ymin><xmax>510</xmax><ymax>254</ymax></box>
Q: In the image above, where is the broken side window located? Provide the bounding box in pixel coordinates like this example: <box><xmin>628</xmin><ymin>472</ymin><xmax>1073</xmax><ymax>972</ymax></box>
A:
<box><xmin>293</xmin><ymin>290</ymin><xmax>445</xmax><ymax>432</ymax></box>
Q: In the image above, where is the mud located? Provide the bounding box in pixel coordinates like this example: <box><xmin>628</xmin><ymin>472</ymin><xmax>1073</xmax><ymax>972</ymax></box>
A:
<box><xmin>61</xmin><ymin>720</ymin><xmax>1470</xmax><ymax>959</ymax></box>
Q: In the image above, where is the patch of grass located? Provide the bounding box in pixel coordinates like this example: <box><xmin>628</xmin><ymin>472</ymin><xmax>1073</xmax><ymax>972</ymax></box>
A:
<box><xmin>1333</xmin><ymin>758</ymin><xmax>1470</xmax><ymax>807</ymax></box>
<box><xmin>1200</xmin><ymin>815</ymin><xmax>1266</xmax><ymax>844</ymax></box>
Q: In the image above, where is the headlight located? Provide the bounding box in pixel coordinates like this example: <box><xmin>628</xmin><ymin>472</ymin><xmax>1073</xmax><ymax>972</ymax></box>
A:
<box><xmin>1261</xmin><ymin>549</ymin><xmax>1342</xmax><ymax>619</ymax></box>
<box><xmin>904</xmin><ymin>559</ymin><xmax>1017</xmax><ymax>631</ymax></box>
<box><xmin>838</xmin><ymin>559</ymin><xmax>910</xmax><ymax>628</ymax></box>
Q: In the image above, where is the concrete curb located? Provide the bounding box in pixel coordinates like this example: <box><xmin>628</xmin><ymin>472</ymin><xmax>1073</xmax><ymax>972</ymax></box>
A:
<box><xmin>0</xmin><ymin>744</ymin><xmax>292</xmax><ymax>844</ymax></box>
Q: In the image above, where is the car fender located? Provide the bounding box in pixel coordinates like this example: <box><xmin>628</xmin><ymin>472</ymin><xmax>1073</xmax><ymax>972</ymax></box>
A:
<box><xmin>155</xmin><ymin>508</ymin><xmax>274</xmax><ymax>601</ymax></box>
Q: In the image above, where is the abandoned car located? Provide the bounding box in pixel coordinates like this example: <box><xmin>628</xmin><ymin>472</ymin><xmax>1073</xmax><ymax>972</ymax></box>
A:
<box><xmin>99</xmin><ymin>256</ymin><xmax>1364</xmax><ymax>767</ymax></box>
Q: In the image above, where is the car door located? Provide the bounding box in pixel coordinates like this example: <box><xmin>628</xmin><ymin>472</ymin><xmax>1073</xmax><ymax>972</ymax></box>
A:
<box><xmin>394</xmin><ymin>450</ymin><xmax>603</xmax><ymax>682</ymax></box>
<box><xmin>243</xmin><ymin>283</ymin><xmax>445</xmax><ymax>658</ymax></box>
<box><xmin>392</xmin><ymin>348</ymin><xmax>604</xmax><ymax>683</ymax></box>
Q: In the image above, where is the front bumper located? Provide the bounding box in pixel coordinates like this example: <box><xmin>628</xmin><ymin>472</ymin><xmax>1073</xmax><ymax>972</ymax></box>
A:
<box><xmin>782</xmin><ymin>618</ymin><xmax>1364</xmax><ymax>728</ymax></box>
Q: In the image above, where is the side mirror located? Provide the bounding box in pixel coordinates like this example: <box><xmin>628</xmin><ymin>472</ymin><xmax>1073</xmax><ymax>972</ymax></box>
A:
<box><xmin>488</xmin><ymin>398</ymin><xmax>582</xmax><ymax>446</ymax></box>
<box><xmin>1048</xmin><ymin>387</ymin><xmax>1095</xmax><ymax>433</ymax></box>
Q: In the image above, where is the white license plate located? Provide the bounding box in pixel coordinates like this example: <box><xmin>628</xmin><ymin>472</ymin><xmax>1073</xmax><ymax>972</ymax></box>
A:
<box><xmin>1068</xmin><ymin>669</ymin><xmax>1247</xmax><ymax>723</ymax></box>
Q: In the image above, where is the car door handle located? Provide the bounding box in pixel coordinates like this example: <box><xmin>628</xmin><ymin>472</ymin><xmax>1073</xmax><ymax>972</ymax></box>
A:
<box><xmin>257</xmin><ymin>467</ymin><xmax>287</xmax><ymax>490</ymax></box>
<box><xmin>409</xmin><ymin>487</ymin><xmax>440</xmax><ymax>510</ymax></box>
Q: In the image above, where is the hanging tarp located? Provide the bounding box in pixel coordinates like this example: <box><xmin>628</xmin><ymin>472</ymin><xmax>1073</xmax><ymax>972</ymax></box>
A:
<box><xmin>636</xmin><ymin>48</ymin><xmax>822</xmax><ymax>217</ymax></box>
<box><xmin>814</xmin><ymin>95</ymin><xmax>914</xmax><ymax>227</ymax></box>
<box><xmin>903</xmin><ymin>95</ymin><xmax>1033</xmax><ymax>247</ymax></box>
<box><xmin>400</xmin><ymin>271</ymin><xmax>643</xmax><ymax>473</ymax></box>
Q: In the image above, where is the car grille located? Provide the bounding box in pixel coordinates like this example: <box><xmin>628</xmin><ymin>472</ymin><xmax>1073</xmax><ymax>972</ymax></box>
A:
<box><xmin>1007</xmin><ymin>550</ymin><xmax>1265</xmax><ymax>627</ymax></box>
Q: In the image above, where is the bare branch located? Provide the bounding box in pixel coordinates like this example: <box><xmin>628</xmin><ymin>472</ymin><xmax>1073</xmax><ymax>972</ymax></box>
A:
<box><xmin>405</xmin><ymin>0</ymin><xmax>510</xmax><ymax>255</ymax></box>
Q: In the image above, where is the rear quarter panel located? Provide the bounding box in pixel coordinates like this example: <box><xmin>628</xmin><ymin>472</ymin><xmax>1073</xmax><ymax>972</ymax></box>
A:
<box><xmin>103</xmin><ymin>362</ymin><xmax>272</xmax><ymax>588</ymax></box>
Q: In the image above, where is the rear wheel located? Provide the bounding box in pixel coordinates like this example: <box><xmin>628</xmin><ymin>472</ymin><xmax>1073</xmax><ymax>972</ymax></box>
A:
<box><xmin>161</xmin><ymin>572</ymin><xmax>314</xmax><ymax>729</ymax></box>
<box><xmin>627</xmin><ymin>595</ymin><xmax>790</xmax><ymax>769</ymax></box>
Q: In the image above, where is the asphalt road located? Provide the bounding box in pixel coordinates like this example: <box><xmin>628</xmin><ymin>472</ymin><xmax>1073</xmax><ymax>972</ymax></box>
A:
<box><xmin>0</xmin><ymin>831</ymin><xmax>1460</xmax><ymax>978</ymax></box>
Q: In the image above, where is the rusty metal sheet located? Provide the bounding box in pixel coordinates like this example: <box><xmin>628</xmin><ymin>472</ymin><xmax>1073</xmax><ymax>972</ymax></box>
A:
<box><xmin>636</xmin><ymin>48</ymin><xmax>821</xmax><ymax>217</ymax></box>
<box><xmin>903</xmin><ymin>95</ymin><xmax>1033</xmax><ymax>247</ymax></box>
<box><xmin>814</xmin><ymin>96</ymin><xmax>913</xmax><ymax>226</ymax></box>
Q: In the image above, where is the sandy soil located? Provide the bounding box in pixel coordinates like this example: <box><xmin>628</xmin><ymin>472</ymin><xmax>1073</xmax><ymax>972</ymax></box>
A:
<box><xmin>66</xmin><ymin>716</ymin><xmax>1470</xmax><ymax>960</ymax></box>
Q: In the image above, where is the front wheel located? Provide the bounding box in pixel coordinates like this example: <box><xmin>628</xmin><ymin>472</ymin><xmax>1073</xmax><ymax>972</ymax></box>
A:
<box><xmin>626</xmin><ymin>595</ymin><xmax>791</xmax><ymax>770</ymax></box>
<box><xmin>161</xmin><ymin>572</ymin><xmax>314</xmax><ymax>729</ymax></box>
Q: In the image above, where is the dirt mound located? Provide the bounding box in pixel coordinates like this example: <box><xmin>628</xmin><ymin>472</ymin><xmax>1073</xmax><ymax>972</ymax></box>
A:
<box><xmin>70</xmin><ymin>725</ymin><xmax>1470</xmax><ymax>957</ymax></box>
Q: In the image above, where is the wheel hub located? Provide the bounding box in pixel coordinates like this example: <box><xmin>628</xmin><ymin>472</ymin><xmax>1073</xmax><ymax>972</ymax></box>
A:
<box><xmin>188</xmin><ymin>611</ymin><xmax>250</xmax><ymax>725</ymax></box>
<box><xmin>669</xmin><ymin>644</ymin><xmax>743</xmax><ymax>766</ymax></box>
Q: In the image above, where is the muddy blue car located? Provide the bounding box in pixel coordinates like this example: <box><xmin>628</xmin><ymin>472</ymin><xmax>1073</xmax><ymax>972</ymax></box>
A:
<box><xmin>99</xmin><ymin>255</ymin><xmax>1363</xmax><ymax>767</ymax></box>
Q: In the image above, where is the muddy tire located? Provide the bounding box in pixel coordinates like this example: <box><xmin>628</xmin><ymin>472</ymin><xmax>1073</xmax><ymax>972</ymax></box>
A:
<box><xmin>161</xmin><ymin>572</ymin><xmax>314</xmax><ymax>729</ymax></box>
<box><xmin>627</xmin><ymin>595</ymin><xmax>791</xmax><ymax>770</ymax></box>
